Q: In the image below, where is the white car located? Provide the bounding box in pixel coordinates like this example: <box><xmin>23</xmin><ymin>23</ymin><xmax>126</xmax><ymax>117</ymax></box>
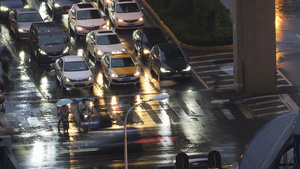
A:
<box><xmin>55</xmin><ymin>55</ymin><xmax>95</xmax><ymax>91</ymax></box>
<box><xmin>86</xmin><ymin>29</ymin><xmax>126</xmax><ymax>62</ymax></box>
<box><xmin>107</xmin><ymin>0</ymin><xmax>144</xmax><ymax>29</ymax></box>
<box><xmin>68</xmin><ymin>2</ymin><xmax>106</xmax><ymax>38</ymax></box>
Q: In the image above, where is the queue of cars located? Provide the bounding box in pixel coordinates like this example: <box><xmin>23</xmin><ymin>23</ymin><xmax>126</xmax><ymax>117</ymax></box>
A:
<box><xmin>4</xmin><ymin>0</ymin><xmax>191</xmax><ymax>91</ymax></box>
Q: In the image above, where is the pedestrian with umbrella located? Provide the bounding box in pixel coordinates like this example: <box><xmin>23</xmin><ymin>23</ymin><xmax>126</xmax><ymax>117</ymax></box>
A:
<box><xmin>56</xmin><ymin>99</ymin><xmax>72</xmax><ymax>133</ymax></box>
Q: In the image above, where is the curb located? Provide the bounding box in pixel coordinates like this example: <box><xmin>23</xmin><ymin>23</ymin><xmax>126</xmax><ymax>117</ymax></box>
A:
<box><xmin>140</xmin><ymin>0</ymin><xmax>233</xmax><ymax>51</ymax></box>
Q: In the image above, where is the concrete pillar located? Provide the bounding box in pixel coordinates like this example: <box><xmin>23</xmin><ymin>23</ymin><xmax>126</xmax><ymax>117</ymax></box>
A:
<box><xmin>233</xmin><ymin>0</ymin><xmax>276</xmax><ymax>94</ymax></box>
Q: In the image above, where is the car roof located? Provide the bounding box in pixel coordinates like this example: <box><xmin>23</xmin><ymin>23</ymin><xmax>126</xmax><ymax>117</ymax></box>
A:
<box><xmin>74</xmin><ymin>2</ymin><xmax>97</xmax><ymax>10</ymax></box>
<box><xmin>108</xmin><ymin>51</ymin><xmax>131</xmax><ymax>59</ymax></box>
<box><xmin>94</xmin><ymin>30</ymin><xmax>117</xmax><ymax>36</ymax></box>
<box><xmin>31</xmin><ymin>22</ymin><xmax>62</xmax><ymax>33</ymax></box>
<box><xmin>62</xmin><ymin>55</ymin><xmax>85</xmax><ymax>62</ymax></box>
<box><xmin>15</xmin><ymin>8</ymin><xmax>39</xmax><ymax>13</ymax></box>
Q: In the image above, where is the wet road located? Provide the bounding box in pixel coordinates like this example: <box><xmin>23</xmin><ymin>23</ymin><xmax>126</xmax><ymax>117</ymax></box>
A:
<box><xmin>1</xmin><ymin>0</ymin><xmax>300</xmax><ymax>168</ymax></box>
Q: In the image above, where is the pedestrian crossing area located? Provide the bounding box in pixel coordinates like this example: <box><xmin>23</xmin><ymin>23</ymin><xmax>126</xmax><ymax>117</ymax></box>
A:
<box><xmin>0</xmin><ymin>93</ymin><xmax>298</xmax><ymax>133</ymax></box>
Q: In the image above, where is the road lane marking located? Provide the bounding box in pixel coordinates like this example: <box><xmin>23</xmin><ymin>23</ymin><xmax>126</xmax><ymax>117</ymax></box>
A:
<box><xmin>234</xmin><ymin>100</ymin><xmax>253</xmax><ymax>119</ymax></box>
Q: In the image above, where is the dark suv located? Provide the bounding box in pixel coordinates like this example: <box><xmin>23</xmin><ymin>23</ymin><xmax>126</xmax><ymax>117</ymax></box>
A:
<box><xmin>29</xmin><ymin>22</ymin><xmax>69</xmax><ymax>64</ymax></box>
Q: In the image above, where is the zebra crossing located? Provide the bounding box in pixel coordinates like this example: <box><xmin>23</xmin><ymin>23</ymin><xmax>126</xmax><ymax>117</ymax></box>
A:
<box><xmin>0</xmin><ymin>92</ymin><xmax>298</xmax><ymax>133</ymax></box>
<box><xmin>188</xmin><ymin>52</ymin><xmax>298</xmax><ymax>119</ymax></box>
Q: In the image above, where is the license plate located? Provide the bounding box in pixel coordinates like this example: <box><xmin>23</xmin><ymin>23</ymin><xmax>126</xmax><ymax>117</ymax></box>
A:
<box><xmin>75</xmin><ymin>83</ymin><xmax>85</xmax><ymax>87</ymax></box>
<box><xmin>173</xmin><ymin>74</ymin><xmax>182</xmax><ymax>77</ymax></box>
<box><xmin>52</xmin><ymin>58</ymin><xmax>58</xmax><ymax>61</ymax></box>
<box><xmin>128</xmin><ymin>24</ymin><xmax>135</xmax><ymax>27</ymax></box>
<box><xmin>123</xmin><ymin>77</ymin><xmax>131</xmax><ymax>81</ymax></box>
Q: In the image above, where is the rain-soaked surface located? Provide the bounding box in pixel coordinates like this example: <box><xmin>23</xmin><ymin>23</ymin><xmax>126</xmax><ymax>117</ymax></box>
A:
<box><xmin>1</xmin><ymin>0</ymin><xmax>298</xmax><ymax>168</ymax></box>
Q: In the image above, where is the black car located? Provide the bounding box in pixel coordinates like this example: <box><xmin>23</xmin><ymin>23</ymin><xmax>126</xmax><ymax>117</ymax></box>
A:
<box><xmin>132</xmin><ymin>27</ymin><xmax>170</xmax><ymax>61</ymax></box>
<box><xmin>149</xmin><ymin>43</ymin><xmax>191</xmax><ymax>80</ymax></box>
<box><xmin>47</xmin><ymin>0</ymin><xmax>82</xmax><ymax>16</ymax></box>
<box><xmin>0</xmin><ymin>0</ymin><xmax>28</xmax><ymax>17</ymax></box>
<box><xmin>29</xmin><ymin>22</ymin><xmax>69</xmax><ymax>64</ymax></box>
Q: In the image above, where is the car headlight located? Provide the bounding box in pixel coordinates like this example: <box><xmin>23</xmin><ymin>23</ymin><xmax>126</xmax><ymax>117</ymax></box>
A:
<box><xmin>134</xmin><ymin>69</ymin><xmax>140</xmax><ymax>77</ymax></box>
<box><xmin>39</xmin><ymin>48</ymin><xmax>47</xmax><ymax>55</ymax></box>
<box><xmin>18</xmin><ymin>28</ymin><xmax>25</xmax><ymax>33</ymax></box>
<box><xmin>24</xmin><ymin>4</ymin><xmax>30</xmax><ymax>8</ymax></box>
<box><xmin>101</xmin><ymin>23</ymin><xmax>107</xmax><ymax>29</ymax></box>
<box><xmin>138</xmin><ymin>17</ymin><xmax>143</xmax><ymax>21</ymax></box>
<box><xmin>183</xmin><ymin>65</ymin><xmax>191</xmax><ymax>72</ymax></box>
<box><xmin>105</xmin><ymin>0</ymin><xmax>111</xmax><ymax>3</ymax></box>
<box><xmin>110</xmin><ymin>72</ymin><xmax>118</xmax><ymax>78</ymax></box>
<box><xmin>63</xmin><ymin>46</ymin><xmax>69</xmax><ymax>54</ymax></box>
<box><xmin>160</xmin><ymin>67</ymin><xmax>171</xmax><ymax>73</ymax></box>
<box><xmin>97</xmin><ymin>50</ymin><xmax>104</xmax><ymax>56</ymax></box>
<box><xmin>77</xmin><ymin>26</ymin><xmax>84</xmax><ymax>31</ymax></box>
<box><xmin>88</xmin><ymin>76</ymin><xmax>93</xmax><ymax>81</ymax></box>
<box><xmin>117</xmin><ymin>18</ymin><xmax>124</xmax><ymax>22</ymax></box>
<box><xmin>0</xmin><ymin>6</ymin><xmax>9</xmax><ymax>11</ymax></box>
<box><xmin>143</xmin><ymin>49</ymin><xmax>149</xmax><ymax>54</ymax></box>
<box><xmin>65</xmin><ymin>77</ymin><xmax>70</xmax><ymax>82</ymax></box>
<box><xmin>54</xmin><ymin>3</ymin><xmax>60</xmax><ymax>8</ymax></box>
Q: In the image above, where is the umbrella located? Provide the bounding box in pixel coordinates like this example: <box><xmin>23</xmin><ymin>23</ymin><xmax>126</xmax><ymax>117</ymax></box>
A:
<box><xmin>56</xmin><ymin>99</ymin><xmax>73</xmax><ymax>107</ymax></box>
<box><xmin>75</xmin><ymin>98</ymin><xmax>94</xmax><ymax>102</ymax></box>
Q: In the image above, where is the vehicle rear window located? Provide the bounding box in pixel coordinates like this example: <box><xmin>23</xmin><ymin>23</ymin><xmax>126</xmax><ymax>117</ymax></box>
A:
<box><xmin>97</xmin><ymin>35</ymin><xmax>121</xmax><ymax>45</ymax></box>
<box><xmin>77</xmin><ymin>10</ymin><xmax>101</xmax><ymax>20</ymax></box>
<box><xmin>111</xmin><ymin>58</ymin><xmax>134</xmax><ymax>68</ymax></box>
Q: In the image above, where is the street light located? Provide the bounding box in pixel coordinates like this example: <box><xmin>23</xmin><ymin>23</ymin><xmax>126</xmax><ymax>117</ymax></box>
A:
<box><xmin>124</xmin><ymin>93</ymin><xmax>170</xmax><ymax>169</ymax></box>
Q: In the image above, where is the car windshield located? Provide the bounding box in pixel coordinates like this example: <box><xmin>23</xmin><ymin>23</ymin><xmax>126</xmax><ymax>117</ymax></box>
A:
<box><xmin>161</xmin><ymin>49</ymin><xmax>185</xmax><ymax>61</ymax></box>
<box><xmin>39</xmin><ymin>34</ymin><xmax>65</xmax><ymax>45</ymax></box>
<box><xmin>97</xmin><ymin>35</ymin><xmax>121</xmax><ymax>45</ymax></box>
<box><xmin>116</xmin><ymin>3</ymin><xmax>140</xmax><ymax>13</ymax></box>
<box><xmin>17</xmin><ymin>13</ymin><xmax>43</xmax><ymax>22</ymax></box>
<box><xmin>143</xmin><ymin>33</ymin><xmax>166</xmax><ymax>43</ymax></box>
<box><xmin>111</xmin><ymin>58</ymin><xmax>134</xmax><ymax>68</ymax></box>
<box><xmin>77</xmin><ymin>10</ymin><xmax>101</xmax><ymax>20</ymax></box>
<box><xmin>64</xmin><ymin>61</ymin><xmax>89</xmax><ymax>71</ymax></box>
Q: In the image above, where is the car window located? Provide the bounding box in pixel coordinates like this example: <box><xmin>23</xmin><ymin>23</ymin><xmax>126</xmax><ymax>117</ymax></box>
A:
<box><xmin>77</xmin><ymin>10</ymin><xmax>101</xmax><ymax>20</ymax></box>
<box><xmin>116</xmin><ymin>3</ymin><xmax>140</xmax><ymax>13</ymax></box>
<box><xmin>97</xmin><ymin>35</ymin><xmax>121</xmax><ymax>45</ymax></box>
<box><xmin>39</xmin><ymin>34</ymin><xmax>65</xmax><ymax>45</ymax></box>
<box><xmin>64</xmin><ymin>61</ymin><xmax>89</xmax><ymax>71</ymax></box>
<box><xmin>161</xmin><ymin>49</ymin><xmax>185</xmax><ymax>61</ymax></box>
<box><xmin>17</xmin><ymin>13</ymin><xmax>43</xmax><ymax>22</ymax></box>
<box><xmin>111</xmin><ymin>58</ymin><xmax>134</xmax><ymax>68</ymax></box>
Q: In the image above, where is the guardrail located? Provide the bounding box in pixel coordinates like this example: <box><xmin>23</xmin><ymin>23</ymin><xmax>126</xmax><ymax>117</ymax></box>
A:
<box><xmin>0</xmin><ymin>135</ymin><xmax>21</xmax><ymax>169</ymax></box>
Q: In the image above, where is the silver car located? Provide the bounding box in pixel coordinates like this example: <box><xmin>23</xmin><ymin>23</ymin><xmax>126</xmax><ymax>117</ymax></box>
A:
<box><xmin>8</xmin><ymin>8</ymin><xmax>44</xmax><ymax>40</ymax></box>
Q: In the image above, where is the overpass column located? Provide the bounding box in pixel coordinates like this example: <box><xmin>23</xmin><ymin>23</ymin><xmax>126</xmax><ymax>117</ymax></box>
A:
<box><xmin>233</xmin><ymin>0</ymin><xmax>276</xmax><ymax>94</ymax></box>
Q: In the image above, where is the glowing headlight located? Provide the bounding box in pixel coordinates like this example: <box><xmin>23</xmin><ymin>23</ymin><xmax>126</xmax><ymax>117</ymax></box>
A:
<box><xmin>0</xmin><ymin>6</ymin><xmax>9</xmax><ymax>11</ymax></box>
<box><xmin>143</xmin><ymin>49</ymin><xmax>149</xmax><ymax>54</ymax></box>
<box><xmin>105</xmin><ymin>0</ymin><xmax>111</xmax><ymax>3</ymax></box>
<box><xmin>110</xmin><ymin>72</ymin><xmax>118</xmax><ymax>78</ymax></box>
<box><xmin>117</xmin><ymin>18</ymin><xmax>124</xmax><ymax>22</ymax></box>
<box><xmin>160</xmin><ymin>67</ymin><xmax>170</xmax><ymax>73</ymax></box>
<box><xmin>39</xmin><ymin>48</ymin><xmax>47</xmax><ymax>55</ymax></box>
<box><xmin>183</xmin><ymin>65</ymin><xmax>191</xmax><ymax>72</ymax></box>
<box><xmin>88</xmin><ymin>76</ymin><xmax>92</xmax><ymax>81</ymax></box>
<box><xmin>101</xmin><ymin>23</ymin><xmax>107</xmax><ymax>29</ymax></box>
<box><xmin>134</xmin><ymin>70</ymin><xmax>140</xmax><ymax>77</ymax></box>
<box><xmin>54</xmin><ymin>3</ymin><xmax>60</xmax><ymax>8</ymax></box>
<box><xmin>18</xmin><ymin>28</ymin><xmax>25</xmax><ymax>33</ymax></box>
<box><xmin>63</xmin><ymin>46</ymin><xmax>69</xmax><ymax>54</ymax></box>
<box><xmin>138</xmin><ymin>17</ymin><xmax>143</xmax><ymax>21</ymax></box>
<box><xmin>65</xmin><ymin>77</ymin><xmax>70</xmax><ymax>82</ymax></box>
<box><xmin>77</xmin><ymin>26</ymin><xmax>84</xmax><ymax>31</ymax></box>
<box><xmin>97</xmin><ymin>50</ymin><xmax>104</xmax><ymax>56</ymax></box>
<box><xmin>24</xmin><ymin>5</ymin><xmax>30</xmax><ymax>8</ymax></box>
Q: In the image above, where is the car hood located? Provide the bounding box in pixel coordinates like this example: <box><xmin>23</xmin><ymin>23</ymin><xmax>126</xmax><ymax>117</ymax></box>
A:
<box><xmin>40</xmin><ymin>43</ymin><xmax>67</xmax><ymax>52</ymax></box>
<box><xmin>64</xmin><ymin>70</ymin><xmax>92</xmax><ymax>79</ymax></box>
<box><xmin>116</xmin><ymin>12</ymin><xmax>143</xmax><ymax>20</ymax></box>
<box><xmin>18</xmin><ymin>21</ymin><xmax>43</xmax><ymax>30</ymax></box>
<box><xmin>97</xmin><ymin>44</ymin><xmax>125</xmax><ymax>53</ymax></box>
<box><xmin>112</xmin><ymin>66</ymin><xmax>136</xmax><ymax>75</ymax></box>
<box><xmin>162</xmin><ymin>60</ymin><xmax>188</xmax><ymax>70</ymax></box>
<box><xmin>77</xmin><ymin>19</ymin><xmax>105</xmax><ymax>27</ymax></box>
<box><xmin>0</xmin><ymin>1</ymin><xmax>24</xmax><ymax>8</ymax></box>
